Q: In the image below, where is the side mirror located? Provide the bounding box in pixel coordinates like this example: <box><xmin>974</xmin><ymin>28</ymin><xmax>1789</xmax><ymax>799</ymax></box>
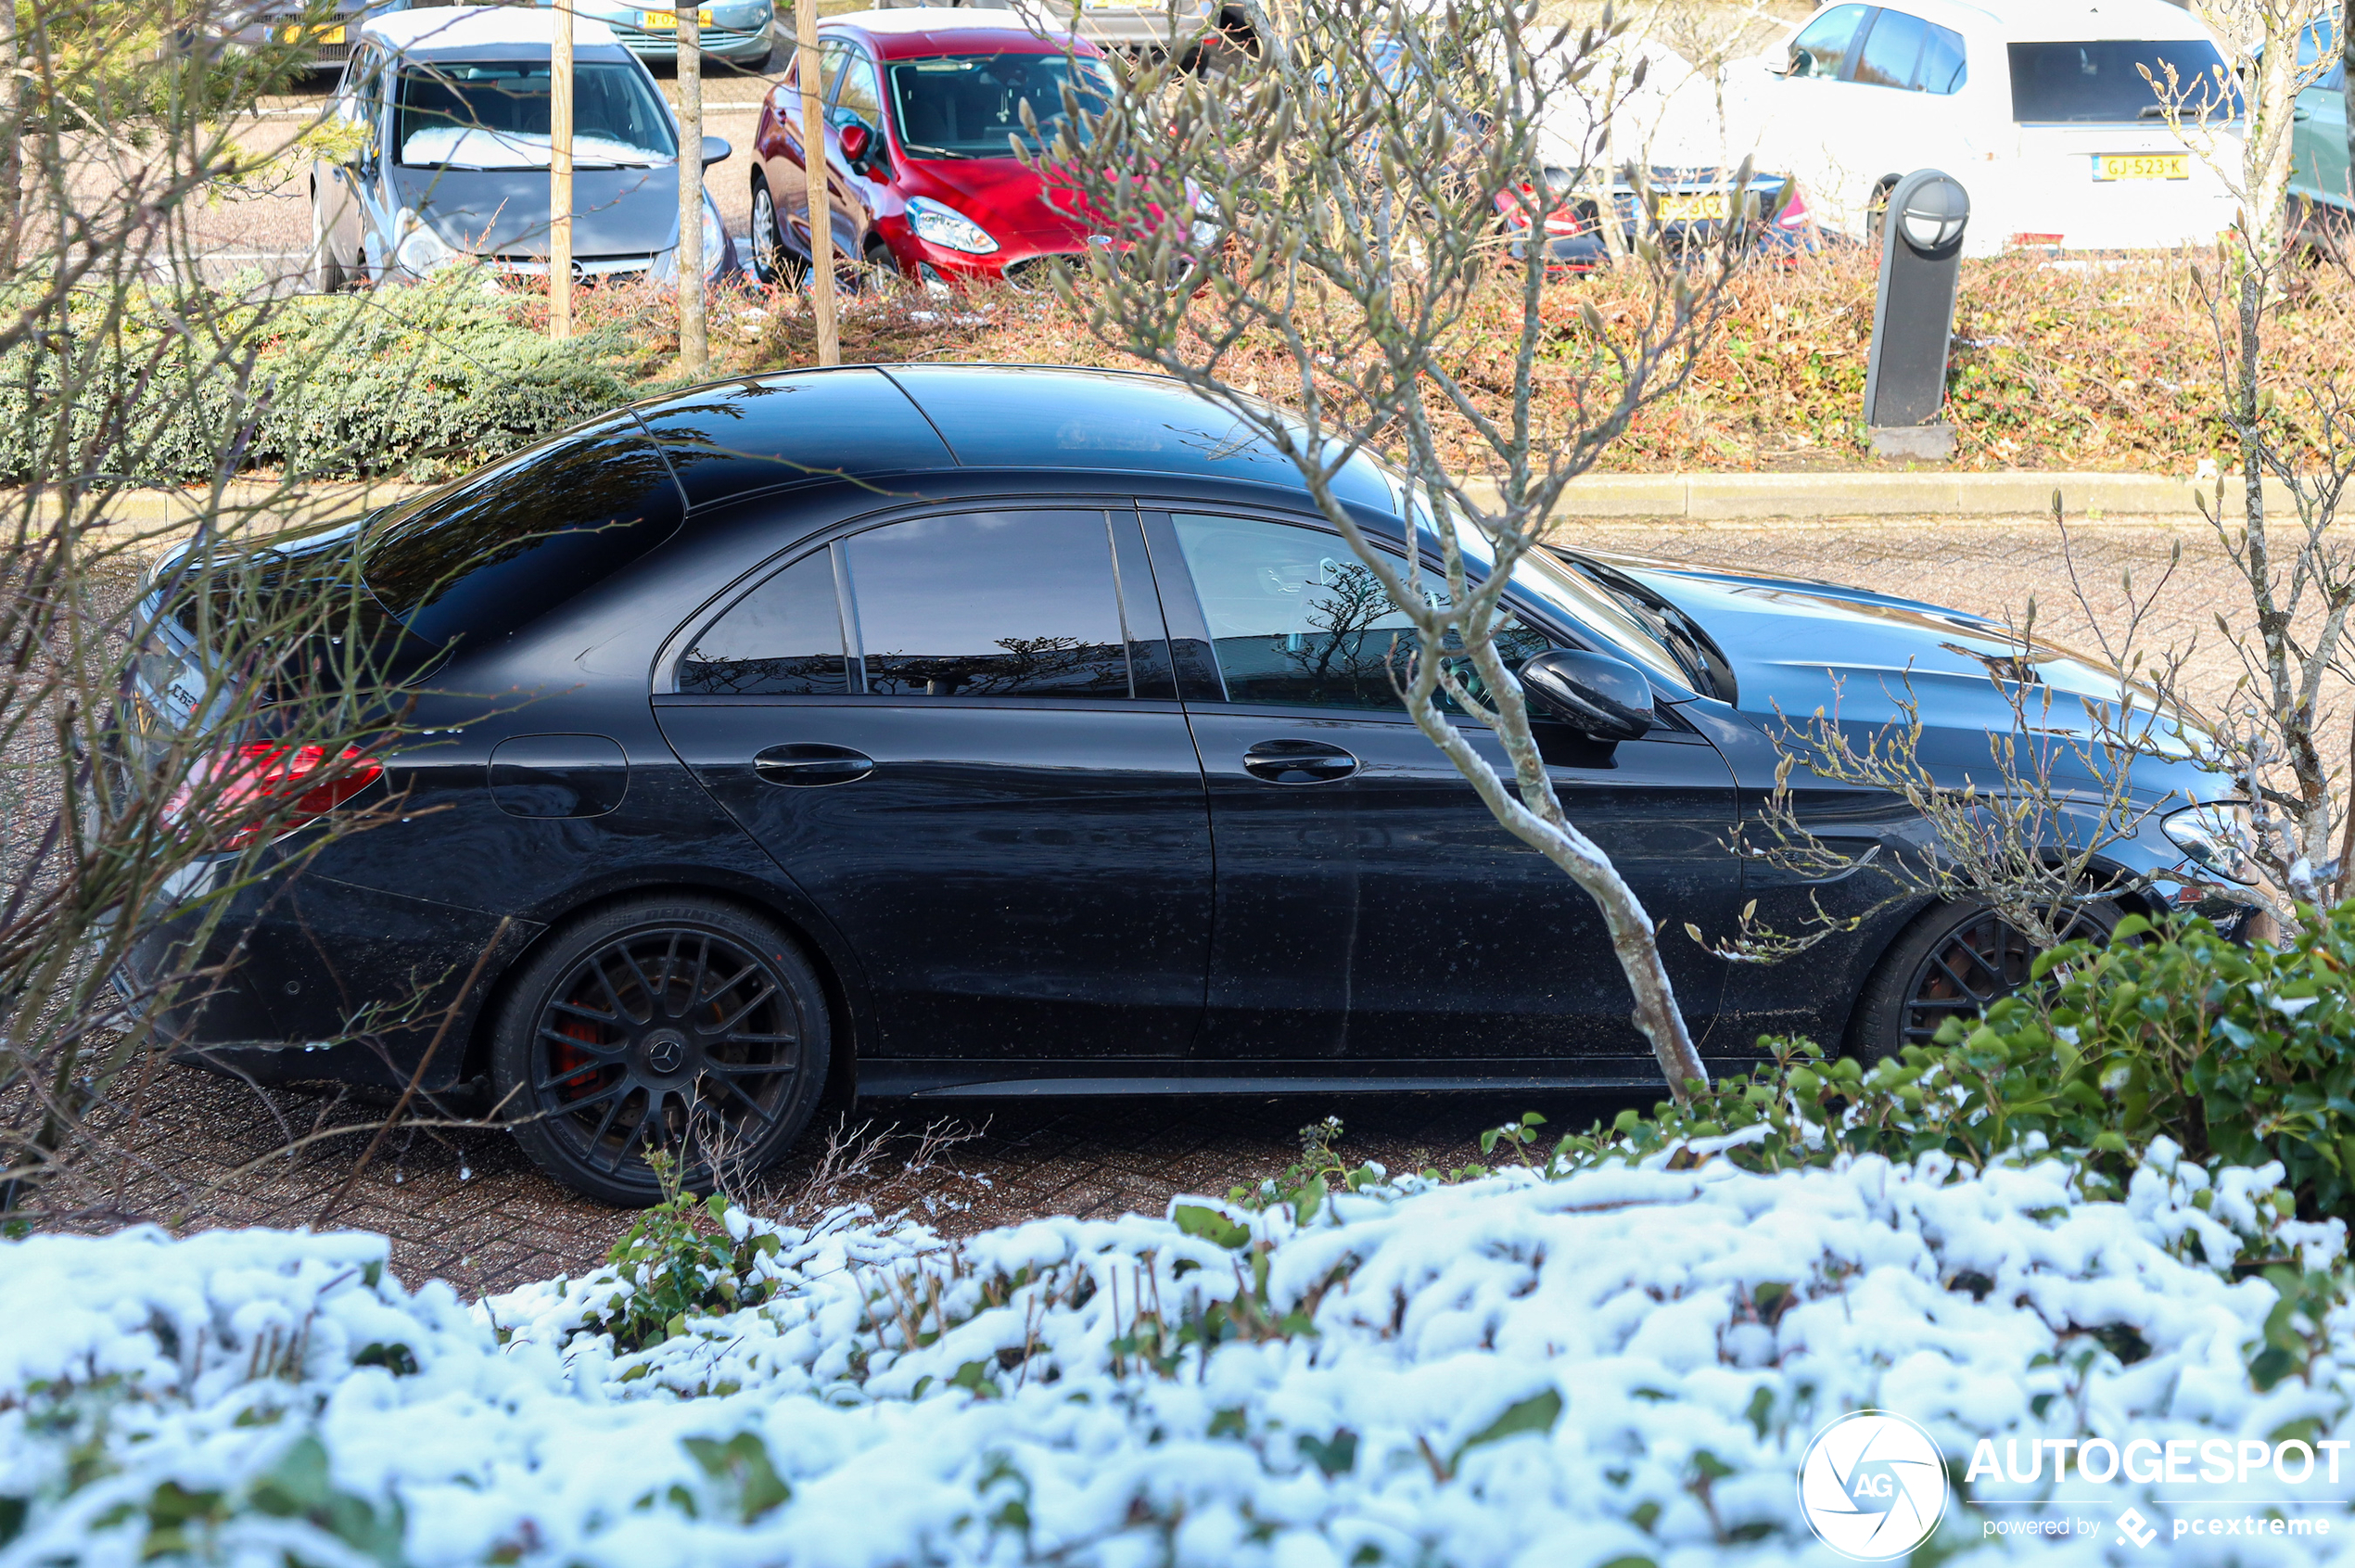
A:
<box><xmin>701</xmin><ymin>134</ymin><xmax>732</xmax><ymax>167</ymax></box>
<box><xmin>1518</xmin><ymin>648</ymin><xmax>1655</xmax><ymax>742</ymax></box>
<box><xmin>840</xmin><ymin>118</ymin><xmax>885</xmax><ymax>175</ymax></box>
<box><xmin>1781</xmin><ymin>47</ymin><xmax>1811</xmax><ymax>77</ymax></box>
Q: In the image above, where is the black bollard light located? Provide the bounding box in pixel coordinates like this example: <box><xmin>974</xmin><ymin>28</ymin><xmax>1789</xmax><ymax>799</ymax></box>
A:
<box><xmin>1863</xmin><ymin>169</ymin><xmax>1969</xmax><ymax>461</ymax></box>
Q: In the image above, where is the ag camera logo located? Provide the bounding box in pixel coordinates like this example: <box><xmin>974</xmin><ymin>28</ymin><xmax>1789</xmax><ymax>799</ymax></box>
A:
<box><xmin>1798</xmin><ymin>1409</ymin><xmax>1951</xmax><ymax>1560</ymax></box>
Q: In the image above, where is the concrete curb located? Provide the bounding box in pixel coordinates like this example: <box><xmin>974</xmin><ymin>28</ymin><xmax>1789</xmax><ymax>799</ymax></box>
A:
<box><xmin>1467</xmin><ymin>471</ymin><xmax>2296</xmax><ymax>521</ymax></box>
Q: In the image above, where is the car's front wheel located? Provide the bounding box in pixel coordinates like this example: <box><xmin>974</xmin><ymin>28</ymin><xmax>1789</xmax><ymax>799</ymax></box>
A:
<box><xmin>749</xmin><ymin>174</ymin><xmax>799</xmax><ymax>287</ymax></box>
<box><xmin>1847</xmin><ymin>897</ymin><xmax>2120</xmax><ymax>1065</ymax></box>
<box><xmin>308</xmin><ymin>191</ymin><xmax>345</xmax><ymax>294</ymax></box>
<box><xmin>490</xmin><ymin>896</ymin><xmax>832</xmax><ymax>1205</ymax></box>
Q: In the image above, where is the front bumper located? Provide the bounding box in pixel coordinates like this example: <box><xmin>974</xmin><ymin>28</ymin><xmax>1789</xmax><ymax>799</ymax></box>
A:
<box><xmin>879</xmin><ymin>220</ymin><xmax>1087</xmax><ymax>287</ymax></box>
<box><xmin>597</xmin><ymin>21</ymin><xmax>773</xmax><ymax>62</ymax></box>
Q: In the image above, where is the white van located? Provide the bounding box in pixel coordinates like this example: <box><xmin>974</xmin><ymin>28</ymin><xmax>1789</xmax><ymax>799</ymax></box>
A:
<box><xmin>1734</xmin><ymin>0</ymin><xmax>2243</xmax><ymax>254</ymax></box>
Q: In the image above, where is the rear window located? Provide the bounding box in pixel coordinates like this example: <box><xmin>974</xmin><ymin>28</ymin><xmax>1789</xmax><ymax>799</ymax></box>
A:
<box><xmin>2006</xmin><ymin>39</ymin><xmax>2241</xmax><ymax>122</ymax></box>
<box><xmin>361</xmin><ymin>423</ymin><xmax>685</xmax><ymax>648</ymax></box>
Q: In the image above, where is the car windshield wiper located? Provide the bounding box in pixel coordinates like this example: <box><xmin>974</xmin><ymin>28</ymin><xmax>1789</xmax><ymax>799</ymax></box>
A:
<box><xmin>899</xmin><ymin>140</ymin><xmax>974</xmax><ymax>159</ymax></box>
<box><xmin>1562</xmin><ymin>556</ymin><xmax>1736</xmax><ymax>701</ymax></box>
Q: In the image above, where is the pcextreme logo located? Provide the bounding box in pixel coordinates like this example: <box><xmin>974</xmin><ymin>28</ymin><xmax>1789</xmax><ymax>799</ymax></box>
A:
<box><xmin>1797</xmin><ymin>1409</ymin><xmax>1952</xmax><ymax>1561</ymax></box>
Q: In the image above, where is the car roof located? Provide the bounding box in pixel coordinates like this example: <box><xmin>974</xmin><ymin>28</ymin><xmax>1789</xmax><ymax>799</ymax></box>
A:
<box><xmin>624</xmin><ymin>364</ymin><xmax>1393</xmax><ymax>515</ymax></box>
<box><xmin>1814</xmin><ymin>0</ymin><xmax>2225</xmax><ymax>43</ymax></box>
<box><xmin>360</xmin><ymin>6</ymin><xmax>627</xmax><ymax>56</ymax></box>
<box><xmin>822</xmin><ymin>6</ymin><xmax>1098</xmax><ymax>56</ymax></box>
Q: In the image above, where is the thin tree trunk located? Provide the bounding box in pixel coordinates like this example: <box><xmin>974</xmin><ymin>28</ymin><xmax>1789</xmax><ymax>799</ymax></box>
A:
<box><xmin>796</xmin><ymin>0</ymin><xmax>838</xmax><ymax>366</ymax></box>
<box><xmin>549</xmin><ymin>0</ymin><xmax>572</xmax><ymax>339</ymax></box>
<box><xmin>677</xmin><ymin>3</ymin><xmax>706</xmax><ymax>373</ymax></box>
<box><xmin>0</xmin><ymin>0</ymin><xmax>16</xmax><ymax>276</ymax></box>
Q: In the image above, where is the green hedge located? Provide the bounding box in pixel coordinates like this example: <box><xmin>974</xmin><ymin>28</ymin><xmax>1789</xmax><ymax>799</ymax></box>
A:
<box><xmin>0</xmin><ymin>275</ymin><xmax>643</xmax><ymax>485</ymax></box>
<box><xmin>1560</xmin><ymin>902</ymin><xmax>2355</xmax><ymax>1219</ymax></box>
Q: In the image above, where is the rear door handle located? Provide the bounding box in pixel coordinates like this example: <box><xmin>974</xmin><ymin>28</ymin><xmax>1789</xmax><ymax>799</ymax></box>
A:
<box><xmin>1242</xmin><ymin>739</ymin><xmax>1358</xmax><ymax>784</ymax></box>
<box><xmin>754</xmin><ymin>743</ymin><xmax>874</xmax><ymax>786</ymax></box>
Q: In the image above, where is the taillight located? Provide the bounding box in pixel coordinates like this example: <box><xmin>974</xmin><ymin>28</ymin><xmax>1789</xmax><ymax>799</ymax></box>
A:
<box><xmin>178</xmin><ymin>744</ymin><xmax>384</xmax><ymax>849</ymax></box>
<box><xmin>1776</xmin><ymin>183</ymin><xmax>1811</xmax><ymax>230</ymax></box>
<box><xmin>1496</xmin><ymin>184</ymin><xmax>1587</xmax><ymax>236</ymax></box>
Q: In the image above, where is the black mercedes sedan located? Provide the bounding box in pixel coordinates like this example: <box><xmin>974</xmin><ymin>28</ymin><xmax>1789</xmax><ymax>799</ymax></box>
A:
<box><xmin>124</xmin><ymin>366</ymin><xmax>2250</xmax><ymax>1203</ymax></box>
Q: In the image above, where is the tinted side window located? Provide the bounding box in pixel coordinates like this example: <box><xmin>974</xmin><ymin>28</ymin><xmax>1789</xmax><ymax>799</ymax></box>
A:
<box><xmin>2300</xmin><ymin>19</ymin><xmax>2346</xmax><ymax>91</ymax></box>
<box><xmin>1918</xmin><ymin>22</ymin><xmax>1967</xmax><ymax>93</ymax></box>
<box><xmin>1789</xmin><ymin>4</ymin><xmax>1870</xmax><ymax>80</ymax></box>
<box><xmin>845</xmin><ymin>512</ymin><xmax>1131</xmax><ymax>698</ymax></box>
<box><xmin>2006</xmin><ymin>40</ymin><xmax>2238</xmax><ymax>122</ymax></box>
<box><xmin>1171</xmin><ymin>514</ymin><xmax>1549</xmax><ymax>712</ymax></box>
<box><xmin>834</xmin><ymin>50</ymin><xmax>883</xmax><ymax>127</ymax></box>
<box><xmin>361</xmin><ymin>423</ymin><xmax>684</xmax><ymax>648</ymax></box>
<box><xmin>1855</xmin><ymin>8</ymin><xmax>1929</xmax><ymax>88</ymax></box>
<box><xmin>680</xmin><ymin>548</ymin><xmax>848</xmax><ymax>695</ymax></box>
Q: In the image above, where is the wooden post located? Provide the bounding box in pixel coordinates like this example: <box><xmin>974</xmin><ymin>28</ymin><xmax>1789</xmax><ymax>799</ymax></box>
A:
<box><xmin>549</xmin><ymin>0</ymin><xmax>573</xmax><ymax>338</ymax></box>
<box><xmin>796</xmin><ymin>0</ymin><xmax>838</xmax><ymax>366</ymax></box>
<box><xmin>678</xmin><ymin>1</ymin><xmax>707</xmax><ymax>372</ymax></box>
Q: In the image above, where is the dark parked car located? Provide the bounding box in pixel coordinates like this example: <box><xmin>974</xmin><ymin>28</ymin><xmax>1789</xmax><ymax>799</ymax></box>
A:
<box><xmin>124</xmin><ymin>366</ymin><xmax>2252</xmax><ymax>1204</ymax></box>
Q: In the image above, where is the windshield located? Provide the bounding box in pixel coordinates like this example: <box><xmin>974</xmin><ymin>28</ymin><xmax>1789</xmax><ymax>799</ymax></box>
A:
<box><xmin>1374</xmin><ymin>474</ymin><xmax>1692</xmax><ymax>688</ymax></box>
<box><xmin>2005</xmin><ymin>40</ymin><xmax>2241</xmax><ymax>123</ymax></box>
<box><xmin>396</xmin><ymin>60</ymin><xmax>677</xmax><ymax>169</ymax></box>
<box><xmin>885</xmin><ymin>52</ymin><xmax>1113</xmax><ymax>159</ymax></box>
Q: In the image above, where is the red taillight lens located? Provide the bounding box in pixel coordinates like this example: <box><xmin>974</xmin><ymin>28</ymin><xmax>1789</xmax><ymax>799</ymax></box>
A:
<box><xmin>1776</xmin><ymin>183</ymin><xmax>1811</xmax><ymax>230</ymax></box>
<box><xmin>179</xmin><ymin>744</ymin><xmax>383</xmax><ymax>849</ymax></box>
<box><xmin>1497</xmin><ymin>184</ymin><xmax>1589</xmax><ymax>236</ymax></box>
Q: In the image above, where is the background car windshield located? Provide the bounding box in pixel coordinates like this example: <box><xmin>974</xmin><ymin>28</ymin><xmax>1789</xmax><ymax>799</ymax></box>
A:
<box><xmin>885</xmin><ymin>53</ymin><xmax>1112</xmax><ymax>159</ymax></box>
<box><xmin>396</xmin><ymin>61</ymin><xmax>677</xmax><ymax>168</ymax></box>
<box><xmin>2005</xmin><ymin>40</ymin><xmax>2241</xmax><ymax>122</ymax></box>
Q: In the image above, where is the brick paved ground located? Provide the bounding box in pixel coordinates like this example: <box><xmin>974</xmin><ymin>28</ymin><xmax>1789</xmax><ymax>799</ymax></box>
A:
<box><xmin>55</xmin><ymin>512</ymin><xmax>2278</xmax><ymax>1297</ymax></box>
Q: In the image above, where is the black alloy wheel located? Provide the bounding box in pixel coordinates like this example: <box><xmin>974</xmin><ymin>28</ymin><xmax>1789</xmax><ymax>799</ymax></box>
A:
<box><xmin>491</xmin><ymin>897</ymin><xmax>830</xmax><ymax>1205</ymax></box>
<box><xmin>1850</xmin><ymin>898</ymin><xmax>2120</xmax><ymax>1064</ymax></box>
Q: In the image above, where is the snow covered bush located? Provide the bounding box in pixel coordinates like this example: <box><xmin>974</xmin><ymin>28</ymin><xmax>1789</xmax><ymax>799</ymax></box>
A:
<box><xmin>6</xmin><ymin>1136</ymin><xmax>2355</xmax><ymax>1566</ymax></box>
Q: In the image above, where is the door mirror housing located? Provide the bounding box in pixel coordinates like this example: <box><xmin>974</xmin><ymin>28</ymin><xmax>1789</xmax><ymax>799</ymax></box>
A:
<box><xmin>701</xmin><ymin>134</ymin><xmax>732</xmax><ymax>168</ymax></box>
<box><xmin>1517</xmin><ymin>648</ymin><xmax>1655</xmax><ymax>742</ymax></box>
<box><xmin>839</xmin><ymin>119</ymin><xmax>885</xmax><ymax>174</ymax></box>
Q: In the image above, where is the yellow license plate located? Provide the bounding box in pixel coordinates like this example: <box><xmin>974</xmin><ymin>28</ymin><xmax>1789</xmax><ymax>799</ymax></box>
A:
<box><xmin>2094</xmin><ymin>153</ymin><xmax>2189</xmax><ymax>182</ymax></box>
<box><xmin>280</xmin><ymin>23</ymin><xmax>344</xmax><ymax>43</ymax></box>
<box><xmin>640</xmin><ymin>8</ymin><xmax>713</xmax><ymax>27</ymax></box>
<box><xmin>1657</xmin><ymin>192</ymin><xmax>1730</xmax><ymax>222</ymax></box>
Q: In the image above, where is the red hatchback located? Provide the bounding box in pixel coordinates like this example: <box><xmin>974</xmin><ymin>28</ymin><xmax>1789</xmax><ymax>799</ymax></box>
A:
<box><xmin>748</xmin><ymin>8</ymin><xmax>1115</xmax><ymax>287</ymax></box>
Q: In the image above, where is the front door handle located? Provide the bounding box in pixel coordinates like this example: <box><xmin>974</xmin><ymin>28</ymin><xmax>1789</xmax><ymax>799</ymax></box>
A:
<box><xmin>754</xmin><ymin>743</ymin><xmax>874</xmax><ymax>786</ymax></box>
<box><xmin>1242</xmin><ymin>739</ymin><xmax>1358</xmax><ymax>784</ymax></box>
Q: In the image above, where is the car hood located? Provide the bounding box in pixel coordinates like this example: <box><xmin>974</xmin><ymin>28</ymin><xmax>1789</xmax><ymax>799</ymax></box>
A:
<box><xmin>1584</xmin><ymin>549</ymin><xmax>2173</xmax><ymax>742</ymax></box>
<box><xmin>903</xmin><ymin>156</ymin><xmax>1093</xmax><ymax>243</ymax></box>
<box><xmin>388</xmin><ymin>163</ymin><xmax>680</xmax><ymax>258</ymax></box>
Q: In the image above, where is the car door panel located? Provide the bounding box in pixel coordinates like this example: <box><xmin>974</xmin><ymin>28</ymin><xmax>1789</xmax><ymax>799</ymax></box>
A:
<box><xmin>653</xmin><ymin>507</ymin><xmax>1211</xmax><ymax>1063</ymax></box>
<box><xmin>1183</xmin><ymin>707</ymin><xmax>1738</xmax><ymax>1064</ymax></box>
<box><xmin>1141</xmin><ymin>508</ymin><xmax>1741</xmax><ymax>1070</ymax></box>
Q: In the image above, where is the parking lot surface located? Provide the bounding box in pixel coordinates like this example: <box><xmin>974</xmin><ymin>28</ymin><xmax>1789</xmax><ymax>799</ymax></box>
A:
<box><xmin>66</xmin><ymin>512</ymin><xmax>2262</xmax><ymax>1295</ymax></box>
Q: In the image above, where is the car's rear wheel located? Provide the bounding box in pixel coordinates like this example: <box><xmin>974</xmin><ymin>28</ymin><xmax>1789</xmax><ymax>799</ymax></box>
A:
<box><xmin>1848</xmin><ymin>897</ymin><xmax>2120</xmax><ymax>1065</ymax></box>
<box><xmin>490</xmin><ymin>896</ymin><xmax>831</xmax><ymax>1205</ymax></box>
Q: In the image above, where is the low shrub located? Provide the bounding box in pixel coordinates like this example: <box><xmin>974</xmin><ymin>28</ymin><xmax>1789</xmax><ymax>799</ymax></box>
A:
<box><xmin>1561</xmin><ymin>903</ymin><xmax>2355</xmax><ymax>1220</ymax></box>
<box><xmin>0</xmin><ymin>274</ymin><xmax>643</xmax><ymax>485</ymax></box>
